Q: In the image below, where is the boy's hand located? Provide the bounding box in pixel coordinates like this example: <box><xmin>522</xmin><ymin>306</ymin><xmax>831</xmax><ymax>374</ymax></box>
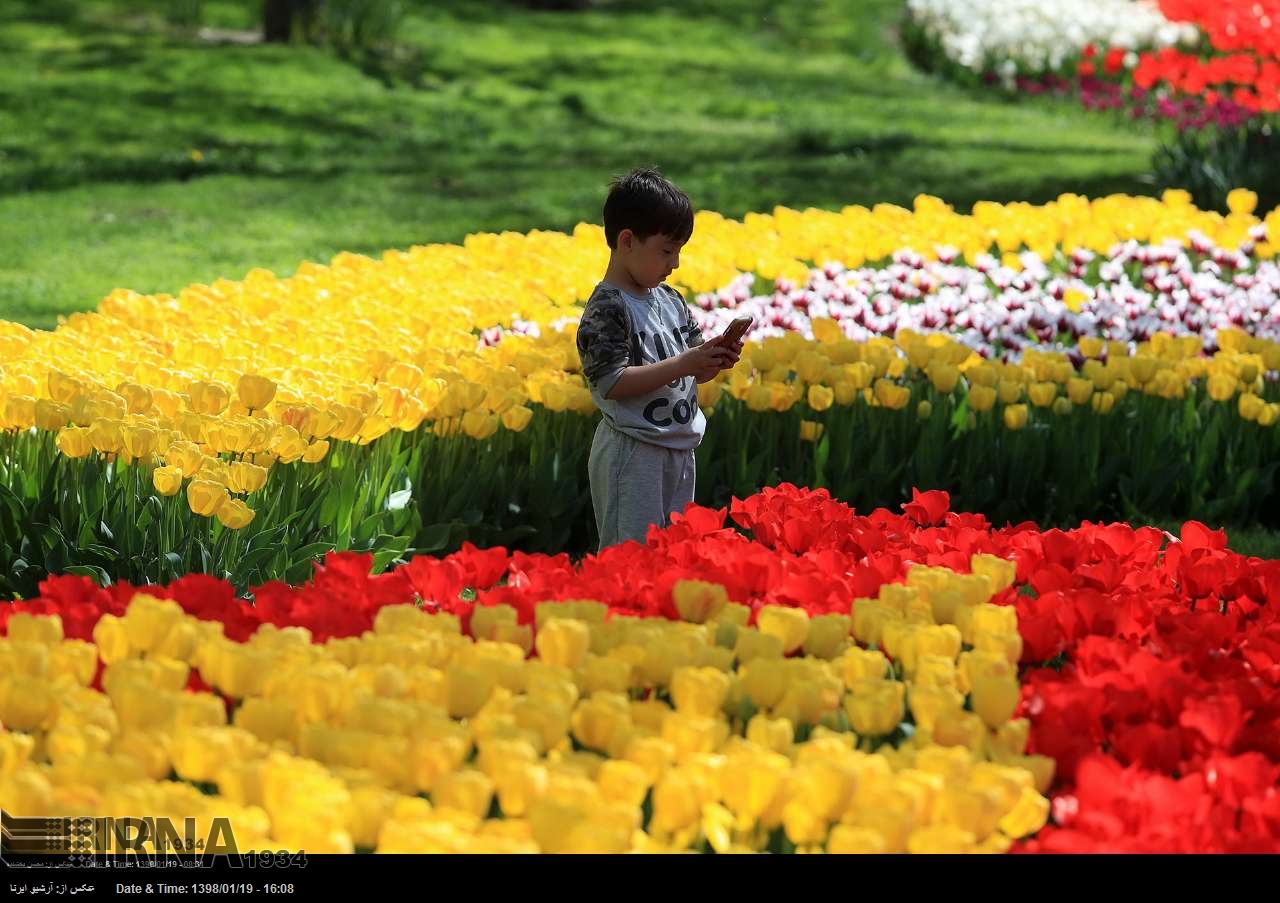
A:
<box><xmin>683</xmin><ymin>342</ymin><xmax>737</xmax><ymax>382</ymax></box>
<box><xmin>706</xmin><ymin>332</ymin><xmax>745</xmax><ymax>362</ymax></box>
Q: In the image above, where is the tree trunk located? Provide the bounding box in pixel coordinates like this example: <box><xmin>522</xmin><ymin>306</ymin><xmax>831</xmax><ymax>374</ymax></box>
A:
<box><xmin>262</xmin><ymin>0</ymin><xmax>294</xmax><ymax>43</ymax></box>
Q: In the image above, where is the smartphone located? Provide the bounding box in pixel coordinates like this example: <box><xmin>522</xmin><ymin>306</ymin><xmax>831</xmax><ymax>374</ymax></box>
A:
<box><xmin>720</xmin><ymin>315</ymin><xmax>753</xmax><ymax>345</ymax></box>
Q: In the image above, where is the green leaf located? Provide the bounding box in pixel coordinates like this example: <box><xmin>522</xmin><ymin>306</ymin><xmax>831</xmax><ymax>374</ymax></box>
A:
<box><xmin>417</xmin><ymin>523</ymin><xmax>454</xmax><ymax>553</ymax></box>
<box><xmin>63</xmin><ymin>564</ymin><xmax>110</xmax><ymax>586</ymax></box>
<box><xmin>290</xmin><ymin>541</ymin><xmax>337</xmax><ymax>566</ymax></box>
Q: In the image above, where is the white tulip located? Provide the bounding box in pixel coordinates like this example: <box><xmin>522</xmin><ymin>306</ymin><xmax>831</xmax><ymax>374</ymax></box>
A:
<box><xmin>905</xmin><ymin>0</ymin><xmax>1194</xmax><ymax>75</ymax></box>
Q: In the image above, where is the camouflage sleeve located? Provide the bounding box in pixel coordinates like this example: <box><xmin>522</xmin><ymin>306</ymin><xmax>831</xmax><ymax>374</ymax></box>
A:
<box><xmin>664</xmin><ymin>284</ymin><xmax>704</xmax><ymax>348</ymax></box>
<box><xmin>576</xmin><ymin>289</ymin><xmax>631</xmax><ymax>396</ymax></box>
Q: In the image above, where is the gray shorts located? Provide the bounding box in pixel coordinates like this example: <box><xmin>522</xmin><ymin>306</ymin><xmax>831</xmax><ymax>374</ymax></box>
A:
<box><xmin>588</xmin><ymin>421</ymin><xmax>696</xmax><ymax>551</ymax></box>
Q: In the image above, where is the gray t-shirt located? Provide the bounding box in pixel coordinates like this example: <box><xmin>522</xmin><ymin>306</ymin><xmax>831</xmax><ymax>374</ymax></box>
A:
<box><xmin>575</xmin><ymin>280</ymin><xmax>707</xmax><ymax>450</ymax></box>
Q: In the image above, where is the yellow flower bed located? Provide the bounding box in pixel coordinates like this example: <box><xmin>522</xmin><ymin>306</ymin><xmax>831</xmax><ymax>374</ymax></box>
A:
<box><xmin>0</xmin><ymin>191</ymin><xmax>1276</xmax><ymax>530</ymax></box>
<box><xmin>712</xmin><ymin>325</ymin><xmax>1280</xmax><ymax>425</ymax></box>
<box><xmin>0</xmin><ymin>557</ymin><xmax>1051</xmax><ymax>854</ymax></box>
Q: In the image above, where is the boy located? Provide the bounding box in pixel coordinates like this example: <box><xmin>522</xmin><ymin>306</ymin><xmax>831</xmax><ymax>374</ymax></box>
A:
<box><xmin>576</xmin><ymin>168</ymin><xmax>742</xmax><ymax>551</ymax></box>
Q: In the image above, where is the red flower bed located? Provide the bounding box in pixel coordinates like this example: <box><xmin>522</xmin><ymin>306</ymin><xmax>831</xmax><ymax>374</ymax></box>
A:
<box><xmin>4</xmin><ymin>485</ymin><xmax>1278</xmax><ymax>851</ymax></box>
<box><xmin>1157</xmin><ymin>1</ymin><xmax>1280</xmax><ymax>57</ymax></box>
<box><xmin>1012</xmin><ymin>520</ymin><xmax>1280</xmax><ymax>852</ymax></box>
<box><xmin>1076</xmin><ymin>2</ymin><xmax>1280</xmax><ymax>122</ymax></box>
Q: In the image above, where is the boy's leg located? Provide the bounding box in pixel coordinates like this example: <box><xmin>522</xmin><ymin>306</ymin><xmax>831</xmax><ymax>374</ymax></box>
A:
<box><xmin>662</xmin><ymin>447</ymin><xmax>697</xmax><ymax>526</ymax></box>
<box><xmin>590</xmin><ymin>423</ymin><xmax>670</xmax><ymax>550</ymax></box>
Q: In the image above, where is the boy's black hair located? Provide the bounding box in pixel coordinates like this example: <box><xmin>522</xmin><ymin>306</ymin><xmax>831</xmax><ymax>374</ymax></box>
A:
<box><xmin>603</xmin><ymin>168</ymin><xmax>694</xmax><ymax>249</ymax></box>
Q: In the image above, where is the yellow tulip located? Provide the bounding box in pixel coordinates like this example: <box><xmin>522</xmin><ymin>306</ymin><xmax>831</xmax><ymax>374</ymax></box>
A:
<box><xmin>92</xmin><ymin>613</ymin><xmax>132</xmax><ymax>664</ymax></box>
<box><xmin>803</xmin><ymin>614</ymin><xmax>851</xmax><ymax>659</ymax></box>
<box><xmin>874</xmin><ymin>379</ymin><xmax>910</xmax><ymax>410</ymax></box>
<box><xmin>672</xmin><ymin>579</ymin><xmax>728</xmax><ymax>624</ymax></box>
<box><xmin>1227</xmin><ymin>187</ymin><xmax>1258</xmax><ymax>215</ymax></box>
<box><xmin>970</xmin><ymin>554</ymin><xmax>1016</xmax><ymax>593</ymax></box>
<box><xmin>115</xmin><ymin>382</ymin><xmax>154</xmax><ymax>415</ymax></box>
<box><xmin>47</xmin><ymin>370</ymin><xmax>86</xmax><ymax>404</ymax></box>
<box><xmin>998</xmin><ymin>786</ymin><xmax>1051</xmax><ymax>839</ymax></box>
<box><xmin>1028</xmin><ymin>382</ymin><xmax>1057</xmax><ymax>408</ymax></box>
<box><xmin>1062</xmin><ymin>288</ymin><xmax>1089</xmax><ymax>312</ymax></box>
<box><xmin>1238</xmin><ymin>392</ymin><xmax>1265</xmax><ymax>422</ymax></box>
<box><xmin>120</xmin><ymin>426</ymin><xmax>157</xmax><ymax>463</ymax></box>
<box><xmin>1003</xmin><ymin>404</ymin><xmax>1028</xmax><ymax>431</ymax></box>
<box><xmin>807</xmin><ymin>384</ymin><xmax>834</xmax><ymax>412</ymax></box>
<box><xmin>34</xmin><ymin>399</ymin><xmax>71</xmax><ymax>432</ymax></box>
<box><xmin>226</xmin><ymin>460</ymin><xmax>268</xmax><ymax>495</ymax></box>
<box><xmin>967</xmin><ymin>384</ymin><xmax>996</xmax><ymax>413</ymax></box>
<box><xmin>1</xmin><ymin>394</ymin><xmax>33</xmax><ymax>431</ymax></box>
<box><xmin>1066</xmin><ymin>377</ymin><xmax>1094</xmax><ymax>405</ymax></box>
<box><xmin>841</xmin><ymin>647</ymin><xmax>889</xmax><ymax>686</ymax></box>
<box><xmin>827</xmin><ymin>825</ymin><xmax>887</xmax><ymax>854</ymax></box>
<box><xmin>996</xmin><ymin>379</ymin><xmax>1023</xmax><ymax>404</ymax></box>
<box><xmin>669</xmin><ymin>666</ymin><xmax>731</xmax><ymax>719</ymax></box>
<box><xmin>844</xmin><ymin>679</ymin><xmax>905</xmax><ymax>736</ymax></box>
<box><xmin>152</xmin><ymin>465</ymin><xmax>183</xmax><ymax>497</ymax></box>
<box><xmin>216</xmin><ymin>498</ymin><xmax>256</xmax><ymax>530</ymax></box>
<box><xmin>536</xmin><ymin>618</ymin><xmax>591</xmax><ymax>670</ymax></box>
<box><xmin>571</xmin><ymin>694</ymin><xmax>631</xmax><ymax>755</ymax></box>
<box><xmin>799</xmin><ymin>419</ymin><xmax>824</xmax><ymax>442</ymax></box>
<box><xmin>87</xmin><ymin>418</ymin><xmax>124</xmax><ymax>454</ymax></box>
<box><xmin>188</xmin><ymin>381</ymin><xmax>231</xmax><ymax>415</ymax></box>
<box><xmin>187</xmin><ymin>479</ymin><xmax>229</xmax><ymax>517</ymax></box>
<box><xmin>237</xmin><ymin>374</ymin><xmax>277</xmax><ymax>411</ymax></box>
<box><xmin>56</xmin><ymin>425</ymin><xmax>94</xmax><ymax>458</ymax></box>
<box><xmin>1078</xmin><ymin>337</ymin><xmax>1105</xmax><ymax>359</ymax></box>
<box><xmin>970</xmin><ymin>674</ymin><xmax>1022</xmax><ymax>728</ymax></box>
<box><xmin>926</xmin><ymin>361</ymin><xmax>959</xmax><ymax>394</ymax></box>
<box><xmin>302</xmin><ymin>440</ymin><xmax>330</xmax><ymax>463</ymax></box>
<box><xmin>1130</xmin><ymin>356</ymin><xmax>1159</xmax><ymax>384</ymax></box>
<box><xmin>756</xmin><ymin>605</ymin><xmax>810</xmax><ymax>654</ymax></box>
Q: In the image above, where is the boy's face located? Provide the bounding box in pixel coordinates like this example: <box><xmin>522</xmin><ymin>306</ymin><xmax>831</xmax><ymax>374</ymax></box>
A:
<box><xmin>620</xmin><ymin>230</ymin><xmax>685</xmax><ymax>290</ymax></box>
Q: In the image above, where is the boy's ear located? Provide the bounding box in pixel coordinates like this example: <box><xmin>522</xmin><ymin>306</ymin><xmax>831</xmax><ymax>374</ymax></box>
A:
<box><xmin>617</xmin><ymin>228</ymin><xmax>634</xmax><ymax>251</ymax></box>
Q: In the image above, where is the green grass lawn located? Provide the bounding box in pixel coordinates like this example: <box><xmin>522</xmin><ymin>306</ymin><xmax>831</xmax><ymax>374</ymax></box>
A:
<box><xmin>0</xmin><ymin>0</ymin><xmax>1162</xmax><ymax>330</ymax></box>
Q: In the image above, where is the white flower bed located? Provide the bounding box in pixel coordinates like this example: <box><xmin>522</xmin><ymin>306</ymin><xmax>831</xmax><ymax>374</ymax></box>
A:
<box><xmin>685</xmin><ymin>229</ymin><xmax>1280</xmax><ymax>362</ymax></box>
<box><xmin>904</xmin><ymin>0</ymin><xmax>1199</xmax><ymax>80</ymax></box>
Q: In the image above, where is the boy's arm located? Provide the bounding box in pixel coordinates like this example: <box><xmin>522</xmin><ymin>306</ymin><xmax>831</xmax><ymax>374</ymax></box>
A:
<box><xmin>609</xmin><ymin>357</ymin><xmax>696</xmax><ymax>398</ymax></box>
<box><xmin>576</xmin><ymin>293</ymin><xmax>632</xmax><ymax>400</ymax></box>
